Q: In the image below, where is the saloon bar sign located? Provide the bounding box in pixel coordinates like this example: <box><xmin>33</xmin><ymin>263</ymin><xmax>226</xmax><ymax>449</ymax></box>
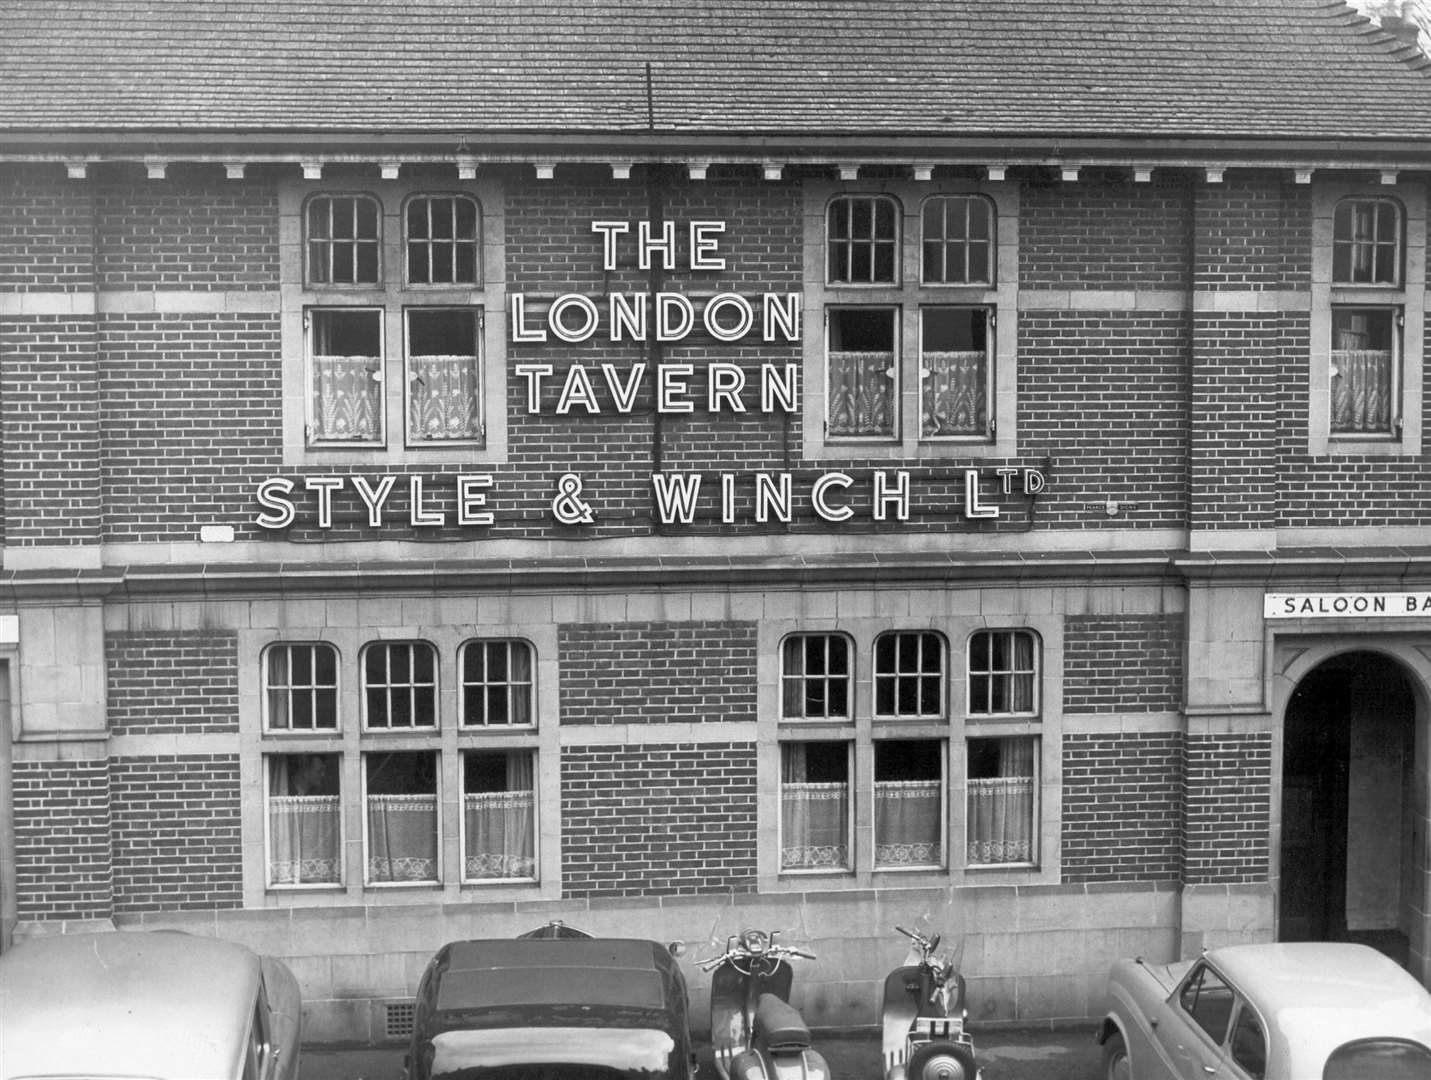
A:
<box><xmin>1264</xmin><ymin>592</ymin><xmax>1431</xmax><ymax>618</ymax></box>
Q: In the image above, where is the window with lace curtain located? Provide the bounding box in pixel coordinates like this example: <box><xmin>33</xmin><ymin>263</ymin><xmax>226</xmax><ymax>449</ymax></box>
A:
<box><xmin>462</xmin><ymin>750</ymin><xmax>536</xmax><ymax>882</ymax></box>
<box><xmin>265</xmin><ymin>752</ymin><xmax>342</xmax><ymax>888</ymax></box>
<box><xmin>966</xmin><ymin>736</ymin><xmax>1037</xmax><ymax>867</ymax></box>
<box><xmin>1330</xmin><ymin>198</ymin><xmax>1404</xmax><ymax>439</ymax></box>
<box><xmin>874</xmin><ymin>740</ymin><xmax>945</xmax><ymax>870</ymax></box>
<box><xmin>780</xmin><ymin>741</ymin><xmax>851</xmax><ymax>872</ymax></box>
<box><xmin>299</xmin><ymin>188</ymin><xmax>490</xmax><ymax>453</ymax></box>
<box><xmin>812</xmin><ymin>187</ymin><xmax>1011</xmax><ymax>457</ymax></box>
<box><xmin>364</xmin><ymin>750</ymin><xmax>439</xmax><ymax>885</ymax></box>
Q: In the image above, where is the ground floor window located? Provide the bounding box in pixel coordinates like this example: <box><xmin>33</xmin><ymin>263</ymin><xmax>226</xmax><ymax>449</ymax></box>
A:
<box><xmin>365</xmin><ymin>751</ymin><xmax>440</xmax><ymax>884</ymax></box>
<box><xmin>463</xmin><ymin>750</ymin><xmax>537</xmax><ymax>882</ymax></box>
<box><xmin>780</xmin><ymin>741</ymin><xmax>851</xmax><ymax>872</ymax></box>
<box><xmin>966</xmin><ymin>736</ymin><xmax>1037</xmax><ymax>866</ymax></box>
<box><xmin>265</xmin><ymin>753</ymin><xmax>342</xmax><ymax>887</ymax></box>
<box><xmin>874</xmin><ymin>739</ymin><xmax>945</xmax><ymax>869</ymax></box>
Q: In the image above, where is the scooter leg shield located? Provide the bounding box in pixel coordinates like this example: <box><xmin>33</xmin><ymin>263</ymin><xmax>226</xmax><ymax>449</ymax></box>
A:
<box><xmin>906</xmin><ymin>1041</ymin><xmax>978</xmax><ymax>1080</ymax></box>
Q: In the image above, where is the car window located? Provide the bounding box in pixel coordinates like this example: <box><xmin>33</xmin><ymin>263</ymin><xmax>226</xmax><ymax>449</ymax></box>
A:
<box><xmin>1229</xmin><ymin>1006</ymin><xmax>1266</xmax><ymax>1079</ymax></box>
<box><xmin>1178</xmin><ymin>963</ymin><xmax>1235</xmax><ymax>1044</ymax></box>
<box><xmin>1324</xmin><ymin>1038</ymin><xmax>1431</xmax><ymax>1080</ymax></box>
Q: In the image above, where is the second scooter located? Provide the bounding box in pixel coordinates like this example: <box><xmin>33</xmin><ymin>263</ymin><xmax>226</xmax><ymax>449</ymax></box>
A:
<box><xmin>880</xmin><ymin>924</ymin><xmax>981</xmax><ymax>1080</ymax></box>
<box><xmin>700</xmin><ymin>928</ymin><xmax>831</xmax><ymax>1080</ymax></box>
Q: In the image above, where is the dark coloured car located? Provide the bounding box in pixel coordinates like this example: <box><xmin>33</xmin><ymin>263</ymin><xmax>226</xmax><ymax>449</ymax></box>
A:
<box><xmin>405</xmin><ymin>935</ymin><xmax>695</xmax><ymax>1080</ymax></box>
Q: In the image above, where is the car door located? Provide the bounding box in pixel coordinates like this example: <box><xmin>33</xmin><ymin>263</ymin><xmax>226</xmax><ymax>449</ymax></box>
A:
<box><xmin>1150</xmin><ymin>960</ymin><xmax>1236</xmax><ymax>1079</ymax></box>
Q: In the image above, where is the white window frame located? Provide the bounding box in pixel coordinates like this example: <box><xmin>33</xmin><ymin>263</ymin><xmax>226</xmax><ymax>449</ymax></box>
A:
<box><xmin>360</xmin><ymin>640</ymin><xmax>439</xmax><ymax>731</ymax></box>
<box><xmin>262</xmin><ymin>642</ymin><xmax>341</xmax><ymax>733</ymax></box>
<box><xmin>964</xmin><ymin>733</ymin><xmax>1040</xmax><ymax>870</ymax></box>
<box><xmin>872</xmin><ymin>630</ymin><xmax>947</xmax><ymax>719</ymax></box>
<box><xmin>966</xmin><ymin>628</ymin><xmax>1041</xmax><ymax>718</ymax></box>
<box><xmin>803</xmin><ymin>179</ymin><xmax>1019</xmax><ymax>459</ymax></box>
<box><xmin>361</xmin><ymin>749</ymin><xmax>442</xmax><ymax>887</ymax></box>
<box><xmin>780</xmin><ymin>632</ymin><xmax>855</xmax><ymax>720</ymax></box>
<box><xmin>280</xmin><ymin>178</ymin><xmax>509</xmax><ymax>465</ymax></box>
<box><xmin>872</xmin><ymin>737</ymin><xmax>948</xmax><ymax>871</ymax></box>
<box><xmin>403</xmin><ymin>305</ymin><xmax>485</xmax><ymax>447</ymax></box>
<box><xmin>777</xmin><ymin>739</ymin><xmax>854</xmax><ymax>876</ymax></box>
<box><xmin>403</xmin><ymin>192</ymin><xmax>482</xmax><ymax>288</ymax></box>
<box><xmin>262</xmin><ymin>751</ymin><xmax>345</xmax><ymax>891</ymax></box>
<box><xmin>459</xmin><ymin>638</ymin><xmax>537</xmax><ymax>728</ymax></box>
<box><xmin>1309</xmin><ymin>180</ymin><xmax>1425</xmax><ymax>457</ymax></box>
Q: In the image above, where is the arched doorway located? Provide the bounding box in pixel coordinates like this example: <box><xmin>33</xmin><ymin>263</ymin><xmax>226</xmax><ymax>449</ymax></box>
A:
<box><xmin>1279</xmin><ymin>650</ymin><xmax>1419</xmax><ymax>965</ymax></box>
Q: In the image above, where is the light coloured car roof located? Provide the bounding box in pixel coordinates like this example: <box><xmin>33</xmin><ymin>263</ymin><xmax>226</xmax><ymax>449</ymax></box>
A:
<box><xmin>0</xmin><ymin>931</ymin><xmax>262</xmax><ymax>1080</ymax></box>
<box><xmin>1207</xmin><ymin>943</ymin><xmax>1431</xmax><ymax>1069</ymax></box>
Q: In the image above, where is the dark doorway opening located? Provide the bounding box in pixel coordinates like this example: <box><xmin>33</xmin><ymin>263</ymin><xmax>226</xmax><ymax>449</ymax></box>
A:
<box><xmin>1279</xmin><ymin>651</ymin><xmax>1417</xmax><ymax>967</ymax></box>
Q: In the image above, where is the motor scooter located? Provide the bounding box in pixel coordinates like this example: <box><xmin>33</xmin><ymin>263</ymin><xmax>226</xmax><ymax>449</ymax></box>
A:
<box><xmin>880</xmin><ymin>924</ymin><xmax>981</xmax><ymax>1080</ymax></box>
<box><xmin>699</xmin><ymin>928</ymin><xmax>831</xmax><ymax>1080</ymax></box>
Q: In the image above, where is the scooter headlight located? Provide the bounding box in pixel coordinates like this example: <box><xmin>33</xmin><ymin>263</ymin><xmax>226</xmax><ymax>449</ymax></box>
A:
<box><xmin>740</xmin><ymin>929</ymin><xmax>769</xmax><ymax>954</ymax></box>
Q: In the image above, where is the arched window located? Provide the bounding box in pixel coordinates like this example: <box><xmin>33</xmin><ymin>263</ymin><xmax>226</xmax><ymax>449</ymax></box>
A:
<box><xmin>827</xmin><ymin>195</ymin><xmax>899</xmax><ymax>283</ymax></box>
<box><xmin>922</xmin><ymin>195</ymin><xmax>995</xmax><ymax>285</ymax></box>
<box><xmin>305</xmin><ymin>193</ymin><xmax>381</xmax><ymax>285</ymax></box>
<box><xmin>1333</xmin><ymin>197</ymin><xmax>1402</xmax><ymax>285</ymax></box>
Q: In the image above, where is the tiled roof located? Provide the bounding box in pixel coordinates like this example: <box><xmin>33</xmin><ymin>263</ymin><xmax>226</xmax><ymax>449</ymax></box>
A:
<box><xmin>2</xmin><ymin>0</ymin><xmax>1431</xmax><ymax>144</ymax></box>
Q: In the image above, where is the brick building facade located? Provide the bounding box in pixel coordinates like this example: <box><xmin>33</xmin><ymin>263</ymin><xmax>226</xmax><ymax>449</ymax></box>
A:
<box><xmin>3</xmin><ymin>0</ymin><xmax>1431</xmax><ymax>1043</ymax></box>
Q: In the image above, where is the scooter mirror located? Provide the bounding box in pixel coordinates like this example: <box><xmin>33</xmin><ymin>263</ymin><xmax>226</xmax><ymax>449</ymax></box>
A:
<box><xmin>668</xmin><ymin>940</ymin><xmax>687</xmax><ymax>957</ymax></box>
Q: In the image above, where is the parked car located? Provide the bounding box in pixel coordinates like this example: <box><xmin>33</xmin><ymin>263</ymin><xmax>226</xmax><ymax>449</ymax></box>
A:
<box><xmin>406</xmin><ymin>933</ymin><xmax>695</xmax><ymax>1080</ymax></box>
<box><xmin>0</xmin><ymin>929</ymin><xmax>301</xmax><ymax>1080</ymax></box>
<box><xmin>1098</xmin><ymin>941</ymin><xmax>1431</xmax><ymax>1080</ymax></box>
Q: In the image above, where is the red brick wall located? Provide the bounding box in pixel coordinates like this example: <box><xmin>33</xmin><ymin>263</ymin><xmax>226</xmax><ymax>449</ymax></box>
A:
<box><xmin>559</xmin><ymin>620</ymin><xmax>757</xmax><ymax>725</ymax></box>
<box><xmin>109</xmin><ymin>754</ymin><xmax>243</xmax><ymax>913</ymax></box>
<box><xmin>1063</xmin><ymin>613</ymin><xmax>1184</xmax><ymax>713</ymax></box>
<box><xmin>11</xmin><ymin>759</ymin><xmax>114</xmax><ymax>919</ymax></box>
<box><xmin>1061</xmin><ymin>733</ymin><xmax>1182</xmax><ymax>883</ymax></box>
<box><xmin>99</xmin><ymin>312</ymin><xmax>282</xmax><ymax>543</ymax></box>
<box><xmin>1194</xmin><ymin>177</ymin><xmax>1310</xmax><ymax>290</ymax></box>
<box><xmin>561</xmin><ymin>741</ymin><xmax>757</xmax><ymax>897</ymax></box>
<box><xmin>107</xmin><ymin>629</ymin><xmax>239</xmax><ymax>735</ymax></box>
<box><xmin>1185</xmin><ymin>732</ymin><xmax>1271</xmax><ymax>884</ymax></box>
<box><xmin>0</xmin><ymin>314</ymin><xmax>100</xmax><ymax>545</ymax></box>
<box><xmin>0</xmin><ymin>167</ymin><xmax>94</xmax><ymax>291</ymax></box>
<box><xmin>92</xmin><ymin>169</ymin><xmax>279</xmax><ymax>290</ymax></box>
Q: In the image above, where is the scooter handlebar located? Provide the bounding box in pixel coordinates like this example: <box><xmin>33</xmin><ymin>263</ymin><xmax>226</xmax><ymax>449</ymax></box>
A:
<box><xmin>695</xmin><ymin>943</ymin><xmax>817</xmax><ymax>969</ymax></box>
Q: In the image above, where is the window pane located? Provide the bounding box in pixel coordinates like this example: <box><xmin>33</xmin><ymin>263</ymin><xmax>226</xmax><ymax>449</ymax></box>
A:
<box><xmin>267</xmin><ymin>754</ymin><xmax>341</xmax><ymax>886</ymax></box>
<box><xmin>1179</xmin><ymin>966</ymin><xmax>1234</xmax><ymax>1044</ymax></box>
<box><xmin>966</xmin><ymin>736</ymin><xmax>1036</xmax><ymax>865</ymax></box>
<box><xmin>827</xmin><ymin>196</ymin><xmax>897</xmax><ymax>284</ymax></box>
<box><xmin>461</xmin><ymin>640</ymin><xmax>534</xmax><ymax>726</ymax></box>
<box><xmin>408</xmin><ymin>308</ymin><xmax>482</xmax><ymax>443</ymax></box>
<box><xmin>922</xmin><ymin>307</ymin><xmax>989</xmax><ymax>437</ymax></box>
<box><xmin>828</xmin><ymin>308</ymin><xmax>896</xmax><ymax>437</ymax></box>
<box><xmin>781</xmin><ymin>635</ymin><xmax>852</xmax><ymax>719</ymax></box>
<box><xmin>464</xmin><ymin>750</ymin><xmax>536</xmax><ymax>880</ymax></box>
<box><xmin>780</xmin><ymin>742</ymin><xmax>850</xmax><ymax>871</ymax></box>
<box><xmin>265</xmin><ymin>644</ymin><xmax>339</xmax><ymax>731</ymax></box>
<box><xmin>922</xmin><ymin>197</ymin><xmax>994</xmax><ymax>285</ymax></box>
<box><xmin>306</xmin><ymin>195</ymin><xmax>380</xmax><ymax>286</ymax></box>
<box><xmin>365</xmin><ymin>752</ymin><xmax>438</xmax><ymax>883</ymax></box>
<box><xmin>874</xmin><ymin>740</ymin><xmax>944</xmax><ymax>868</ymax></box>
<box><xmin>1324</xmin><ymin>1039</ymin><xmax>1431</xmax><ymax>1080</ymax></box>
<box><xmin>310</xmin><ymin>308</ymin><xmax>382</xmax><ymax>443</ymax></box>
<box><xmin>968</xmin><ymin>630</ymin><xmax>1038</xmax><ymax>715</ymax></box>
<box><xmin>874</xmin><ymin>632</ymin><xmax>944</xmax><ymax>718</ymax></box>
<box><xmin>364</xmin><ymin>643</ymin><xmax>438</xmax><ymax>728</ymax></box>
<box><xmin>1333</xmin><ymin>198</ymin><xmax>1400</xmax><ymax>285</ymax></box>
<box><xmin>1330</xmin><ymin>307</ymin><xmax>1396</xmax><ymax>434</ymax></box>
<box><xmin>1230</xmin><ymin>1009</ymin><xmax>1266</xmax><ymax>1079</ymax></box>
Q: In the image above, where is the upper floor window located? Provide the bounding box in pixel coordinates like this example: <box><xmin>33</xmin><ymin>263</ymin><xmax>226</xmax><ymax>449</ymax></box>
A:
<box><xmin>363</xmin><ymin>641</ymin><xmax>438</xmax><ymax>729</ymax></box>
<box><xmin>1333</xmin><ymin>198</ymin><xmax>1402</xmax><ymax>285</ymax></box>
<box><xmin>781</xmin><ymin>633</ymin><xmax>852</xmax><ymax>719</ymax></box>
<box><xmin>406</xmin><ymin>195</ymin><xmax>481</xmax><ymax>286</ymax></box>
<box><xmin>264</xmin><ymin>643</ymin><xmax>339</xmax><ymax>731</ymax></box>
<box><xmin>807</xmin><ymin>183</ymin><xmax>1017</xmax><ymax>459</ymax></box>
<box><xmin>873</xmin><ymin>631</ymin><xmax>945</xmax><ymax>718</ymax></box>
<box><xmin>828</xmin><ymin>195</ymin><xmax>898</xmax><ymax>284</ymax></box>
<box><xmin>307</xmin><ymin>194</ymin><xmax>380</xmax><ymax>286</ymax></box>
<box><xmin>460</xmin><ymin>639</ymin><xmax>534</xmax><ymax>726</ymax></box>
<box><xmin>922</xmin><ymin>195</ymin><xmax>995</xmax><ymax>285</ymax></box>
<box><xmin>967</xmin><ymin>629</ymin><xmax>1038</xmax><ymax>716</ymax></box>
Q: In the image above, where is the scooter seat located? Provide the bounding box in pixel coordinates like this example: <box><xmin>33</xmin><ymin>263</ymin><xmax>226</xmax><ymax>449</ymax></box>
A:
<box><xmin>755</xmin><ymin>992</ymin><xmax>811</xmax><ymax>1052</ymax></box>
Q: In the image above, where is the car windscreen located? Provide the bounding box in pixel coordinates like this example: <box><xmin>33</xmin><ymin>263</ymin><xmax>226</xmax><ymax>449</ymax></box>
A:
<box><xmin>427</xmin><ymin>1025</ymin><xmax>678</xmax><ymax>1080</ymax></box>
<box><xmin>1324</xmin><ymin>1038</ymin><xmax>1431</xmax><ymax>1080</ymax></box>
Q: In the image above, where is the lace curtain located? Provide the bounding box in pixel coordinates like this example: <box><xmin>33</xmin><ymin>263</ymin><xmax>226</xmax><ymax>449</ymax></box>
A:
<box><xmin>1330</xmin><ymin>348</ymin><xmax>1392</xmax><ymax>433</ymax></box>
<box><xmin>828</xmin><ymin>350</ymin><xmax>894</xmax><ymax>436</ymax></box>
<box><xmin>464</xmin><ymin>754</ymin><xmax>536</xmax><ymax>880</ymax></box>
<box><xmin>967</xmin><ymin>738</ymin><xmax>1035</xmax><ymax>865</ymax></box>
<box><xmin>922</xmin><ymin>349</ymin><xmax>986</xmax><ymax>436</ymax></box>
<box><xmin>267</xmin><ymin>755</ymin><xmax>340</xmax><ymax>885</ymax></box>
<box><xmin>312</xmin><ymin>354</ymin><xmax>380</xmax><ymax>441</ymax></box>
<box><xmin>781</xmin><ymin>744</ymin><xmax>849</xmax><ymax>870</ymax></box>
<box><xmin>367</xmin><ymin>793</ymin><xmax>438</xmax><ymax>882</ymax></box>
<box><xmin>874</xmin><ymin>779</ymin><xmax>942</xmax><ymax>867</ymax></box>
<box><xmin>409</xmin><ymin>354</ymin><xmax>481</xmax><ymax>441</ymax></box>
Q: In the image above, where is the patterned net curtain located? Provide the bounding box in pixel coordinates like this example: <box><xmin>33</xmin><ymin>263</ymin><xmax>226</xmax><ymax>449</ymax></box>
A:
<box><xmin>266</xmin><ymin>755</ymin><xmax>340</xmax><ymax>886</ymax></box>
<box><xmin>310</xmin><ymin>309</ymin><xmax>382</xmax><ymax>442</ymax></box>
<box><xmin>828</xmin><ymin>349</ymin><xmax>895</xmax><ymax>436</ymax></box>
<box><xmin>922</xmin><ymin>348</ymin><xmax>986</xmax><ymax>436</ymax></box>
<box><xmin>1330</xmin><ymin>310</ymin><xmax>1393</xmax><ymax>434</ymax></box>
<box><xmin>780</xmin><ymin>743</ymin><xmax>849</xmax><ymax>870</ymax></box>
<box><xmin>464</xmin><ymin>753</ymin><xmax>536</xmax><ymax>880</ymax></box>
<box><xmin>874</xmin><ymin>779</ymin><xmax>942</xmax><ymax>867</ymax></box>
<box><xmin>365</xmin><ymin>752</ymin><xmax>438</xmax><ymax>883</ymax></box>
<box><xmin>407</xmin><ymin>309</ymin><xmax>482</xmax><ymax>443</ymax></box>
<box><xmin>967</xmin><ymin>737</ymin><xmax>1035</xmax><ymax>865</ymax></box>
